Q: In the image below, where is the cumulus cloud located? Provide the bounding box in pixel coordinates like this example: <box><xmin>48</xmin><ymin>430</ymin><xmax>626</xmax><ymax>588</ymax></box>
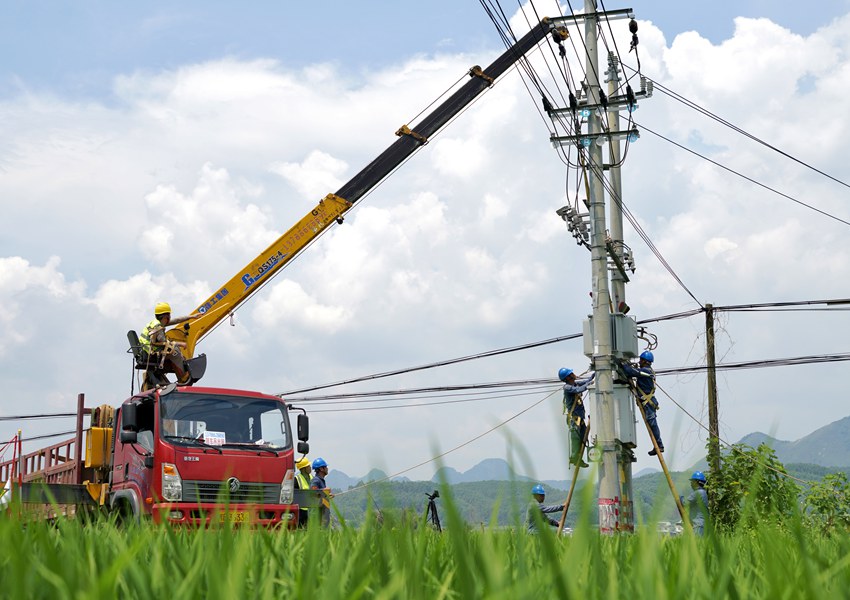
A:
<box><xmin>270</xmin><ymin>150</ymin><xmax>348</xmax><ymax>199</ymax></box>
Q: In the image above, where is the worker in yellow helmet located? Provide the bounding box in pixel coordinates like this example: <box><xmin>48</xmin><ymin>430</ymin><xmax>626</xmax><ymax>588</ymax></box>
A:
<box><xmin>294</xmin><ymin>456</ymin><xmax>312</xmax><ymax>527</ymax></box>
<box><xmin>139</xmin><ymin>302</ymin><xmax>201</xmax><ymax>385</ymax></box>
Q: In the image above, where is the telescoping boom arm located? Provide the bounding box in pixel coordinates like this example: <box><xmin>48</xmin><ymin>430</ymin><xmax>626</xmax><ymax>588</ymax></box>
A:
<box><xmin>172</xmin><ymin>19</ymin><xmax>559</xmax><ymax>357</ymax></box>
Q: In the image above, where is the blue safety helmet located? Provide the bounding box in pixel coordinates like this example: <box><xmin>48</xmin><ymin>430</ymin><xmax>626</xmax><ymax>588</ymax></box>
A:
<box><xmin>532</xmin><ymin>484</ymin><xmax>546</xmax><ymax>496</ymax></box>
<box><xmin>690</xmin><ymin>471</ymin><xmax>706</xmax><ymax>483</ymax></box>
<box><xmin>639</xmin><ymin>351</ymin><xmax>654</xmax><ymax>363</ymax></box>
<box><xmin>312</xmin><ymin>457</ymin><xmax>328</xmax><ymax>470</ymax></box>
<box><xmin>558</xmin><ymin>368</ymin><xmax>574</xmax><ymax>381</ymax></box>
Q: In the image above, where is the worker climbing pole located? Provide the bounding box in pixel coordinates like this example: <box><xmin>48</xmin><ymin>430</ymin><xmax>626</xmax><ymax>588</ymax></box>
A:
<box><xmin>618</xmin><ymin>355</ymin><xmax>689</xmax><ymax>526</ymax></box>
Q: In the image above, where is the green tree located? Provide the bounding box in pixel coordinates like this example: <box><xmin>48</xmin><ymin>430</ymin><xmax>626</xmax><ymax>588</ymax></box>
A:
<box><xmin>708</xmin><ymin>442</ymin><xmax>800</xmax><ymax>532</ymax></box>
<box><xmin>802</xmin><ymin>472</ymin><xmax>850</xmax><ymax>535</ymax></box>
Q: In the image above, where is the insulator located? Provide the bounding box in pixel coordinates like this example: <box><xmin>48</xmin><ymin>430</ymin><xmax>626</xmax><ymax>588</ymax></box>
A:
<box><xmin>626</xmin><ymin>84</ymin><xmax>636</xmax><ymax>107</ymax></box>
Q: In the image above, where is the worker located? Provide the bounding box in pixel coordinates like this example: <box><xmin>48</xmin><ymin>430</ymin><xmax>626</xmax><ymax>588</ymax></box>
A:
<box><xmin>310</xmin><ymin>457</ymin><xmax>333</xmax><ymax>527</ymax></box>
<box><xmin>526</xmin><ymin>484</ymin><xmax>564</xmax><ymax>532</ymax></box>
<box><xmin>559</xmin><ymin>367</ymin><xmax>595</xmax><ymax>468</ymax></box>
<box><xmin>139</xmin><ymin>302</ymin><xmax>201</xmax><ymax>384</ymax></box>
<box><xmin>618</xmin><ymin>351</ymin><xmax>664</xmax><ymax>456</ymax></box>
<box><xmin>681</xmin><ymin>470</ymin><xmax>710</xmax><ymax>535</ymax></box>
<box><xmin>294</xmin><ymin>456</ymin><xmax>312</xmax><ymax>527</ymax></box>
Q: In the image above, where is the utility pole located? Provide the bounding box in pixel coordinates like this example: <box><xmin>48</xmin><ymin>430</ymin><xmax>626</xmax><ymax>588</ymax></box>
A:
<box><xmin>581</xmin><ymin>0</ymin><xmax>621</xmax><ymax>534</ymax></box>
<box><xmin>605</xmin><ymin>50</ymin><xmax>635</xmax><ymax>533</ymax></box>
<box><xmin>550</xmin><ymin>3</ymin><xmax>651</xmax><ymax>533</ymax></box>
<box><xmin>705</xmin><ymin>304</ymin><xmax>721</xmax><ymax>475</ymax></box>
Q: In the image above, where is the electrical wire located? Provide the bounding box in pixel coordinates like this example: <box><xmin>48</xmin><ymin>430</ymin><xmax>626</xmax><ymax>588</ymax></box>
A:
<box><xmin>638</xmin><ymin>123</ymin><xmax>850</xmax><ymax>229</ymax></box>
<box><xmin>628</xmin><ymin>67</ymin><xmax>850</xmax><ymax>192</ymax></box>
<box><xmin>0</xmin><ymin>413</ymin><xmax>77</xmax><ymax>422</ymax></box>
<box><xmin>653</xmin><ymin>382</ymin><xmax>817</xmax><ymax>488</ymax></box>
<box><xmin>281</xmin><ymin>299</ymin><xmax>849</xmax><ymax>396</ymax></box>
<box><xmin>333</xmin><ymin>387</ymin><xmax>559</xmax><ymax>497</ymax></box>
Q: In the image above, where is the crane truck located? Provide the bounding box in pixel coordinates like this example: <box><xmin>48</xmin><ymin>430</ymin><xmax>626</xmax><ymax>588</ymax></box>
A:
<box><xmin>1</xmin><ymin>18</ymin><xmax>567</xmax><ymax>524</ymax></box>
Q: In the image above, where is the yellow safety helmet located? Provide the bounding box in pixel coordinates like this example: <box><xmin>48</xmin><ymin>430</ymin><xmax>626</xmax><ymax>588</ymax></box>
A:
<box><xmin>154</xmin><ymin>302</ymin><xmax>172</xmax><ymax>316</ymax></box>
<box><xmin>296</xmin><ymin>457</ymin><xmax>311</xmax><ymax>471</ymax></box>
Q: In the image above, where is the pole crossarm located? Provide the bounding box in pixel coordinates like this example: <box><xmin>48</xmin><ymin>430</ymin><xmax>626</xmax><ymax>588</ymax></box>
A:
<box><xmin>550</xmin><ymin>127</ymin><xmax>640</xmax><ymax>148</ymax></box>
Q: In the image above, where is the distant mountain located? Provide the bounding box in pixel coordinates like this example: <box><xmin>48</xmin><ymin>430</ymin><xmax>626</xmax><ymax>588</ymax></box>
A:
<box><xmin>361</xmin><ymin>468</ymin><xmax>389</xmax><ymax>482</ymax></box>
<box><xmin>327</xmin><ymin>470</ymin><xmax>358</xmax><ymax>490</ymax></box>
<box><xmin>327</xmin><ymin>468</ymin><xmax>403</xmax><ymax>490</ymax></box>
<box><xmin>635</xmin><ymin>467</ymin><xmax>660</xmax><ymax>478</ymax></box>
<box><xmin>433</xmin><ymin>458</ymin><xmax>533</xmax><ymax>484</ymax></box>
<box><xmin>738</xmin><ymin>416</ymin><xmax>850</xmax><ymax>467</ymax></box>
<box><xmin>431</xmin><ymin>466</ymin><xmax>463</xmax><ymax>484</ymax></box>
<box><xmin>336</xmin><ymin>458</ymin><xmax>570</xmax><ymax>489</ymax></box>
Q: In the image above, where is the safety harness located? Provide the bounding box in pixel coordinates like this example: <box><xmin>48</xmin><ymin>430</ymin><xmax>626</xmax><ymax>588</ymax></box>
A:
<box><xmin>638</xmin><ymin>367</ymin><xmax>659</xmax><ymax>411</ymax></box>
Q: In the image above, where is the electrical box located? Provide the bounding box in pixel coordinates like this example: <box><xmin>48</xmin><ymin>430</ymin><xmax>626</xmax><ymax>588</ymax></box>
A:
<box><xmin>582</xmin><ymin>314</ymin><xmax>638</xmax><ymax>359</ymax></box>
<box><xmin>85</xmin><ymin>427</ymin><xmax>113</xmax><ymax>468</ymax></box>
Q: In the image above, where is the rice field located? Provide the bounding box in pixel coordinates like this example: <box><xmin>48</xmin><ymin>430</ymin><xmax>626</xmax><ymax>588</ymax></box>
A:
<box><xmin>1</xmin><ymin>495</ymin><xmax>848</xmax><ymax>600</ymax></box>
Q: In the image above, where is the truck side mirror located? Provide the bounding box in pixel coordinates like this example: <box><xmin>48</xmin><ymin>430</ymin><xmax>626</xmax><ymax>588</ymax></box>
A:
<box><xmin>122</xmin><ymin>403</ymin><xmax>138</xmax><ymax>432</ymax></box>
<box><xmin>297</xmin><ymin>441</ymin><xmax>309</xmax><ymax>455</ymax></box>
<box><xmin>120</xmin><ymin>429</ymin><xmax>138</xmax><ymax>444</ymax></box>
<box><xmin>297</xmin><ymin>414</ymin><xmax>309</xmax><ymax>442</ymax></box>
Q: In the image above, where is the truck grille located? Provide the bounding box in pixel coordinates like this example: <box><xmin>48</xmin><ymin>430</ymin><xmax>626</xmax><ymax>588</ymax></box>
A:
<box><xmin>182</xmin><ymin>480</ymin><xmax>281</xmax><ymax>504</ymax></box>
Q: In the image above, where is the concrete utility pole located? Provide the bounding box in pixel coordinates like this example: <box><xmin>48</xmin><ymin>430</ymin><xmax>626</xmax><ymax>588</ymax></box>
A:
<box><xmin>582</xmin><ymin>0</ymin><xmax>621</xmax><ymax>534</ymax></box>
<box><xmin>605</xmin><ymin>50</ymin><xmax>634</xmax><ymax>533</ymax></box>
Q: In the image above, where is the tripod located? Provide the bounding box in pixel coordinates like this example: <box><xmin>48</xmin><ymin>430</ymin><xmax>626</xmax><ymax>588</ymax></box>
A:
<box><xmin>424</xmin><ymin>490</ymin><xmax>442</xmax><ymax>531</ymax></box>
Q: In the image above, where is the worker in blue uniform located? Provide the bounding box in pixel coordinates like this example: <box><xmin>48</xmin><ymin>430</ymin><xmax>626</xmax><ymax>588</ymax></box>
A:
<box><xmin>310</xmin><ymin>457</ymin><xmax>333</xmax><ymax>527</ymax></box>
<box><xmin>618</xmin><ymin>351</ymin><xmax>664</xmax><ymax>456</ymax></box>
<box><xmin>681</xmin><ymin>471</ymin><xmax>709</xmax><ymax>535</ymax></box>
<box><xmin>559</xmin><ymin>367</ymin><xmax>595</xmax><ymax>468</ymax></box>
<box><xmin>526</xmin><ymin>484</ymin><xmax>564</xmax><ymax>532</ymax></box>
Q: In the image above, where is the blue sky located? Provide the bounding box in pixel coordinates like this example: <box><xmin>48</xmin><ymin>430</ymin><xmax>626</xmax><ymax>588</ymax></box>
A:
<box><xmin>5</xmin><ymin>1</ymin><xmax>847</xmax><ymax>98</ymax></box>
<box><xmin>2</xmin><ymin>1</ymin><xmax>850</xmax><ymax>483</ymax></box>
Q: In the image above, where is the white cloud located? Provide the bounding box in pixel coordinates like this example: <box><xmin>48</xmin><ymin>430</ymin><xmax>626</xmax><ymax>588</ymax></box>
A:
<box><xmin>270</xmin><ymin>150</ymin><xmax>348</xmax><ymax>199</ymax></box>
<box><xmin>704</xmin><ymin>237</ymin><xmax>738</xmax><ymax>260</ymax></box>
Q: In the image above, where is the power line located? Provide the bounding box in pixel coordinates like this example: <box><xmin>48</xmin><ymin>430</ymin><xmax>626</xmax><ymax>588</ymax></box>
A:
<box><xmin>629</xmin><ymin>68</ymin><xmax>850</xmax><ymax>192</ymax></box>
<box><xmin>281</xmin><ymin>300</ymin><xmax>848</xmax><ymax>396</ymax></box>
<box><xmin>333</xmin><ymin>388</ymin><xmax>558</xmax><ymax>497</ymax></box>
<box><xmin>0</xmin><ymin>413</ymin><xmax>77</xmax><ymax>422</ymax></box>
<box><xmin>638</xmin><ymin>122</ymin><xmax>850</xmax><ymax>229</ymax></box>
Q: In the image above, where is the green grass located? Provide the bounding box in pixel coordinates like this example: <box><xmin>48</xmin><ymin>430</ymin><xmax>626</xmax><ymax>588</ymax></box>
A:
<box><xmin>1</xmin><ymin>503</ymin><xmax>848</xmax><ymax>599</ymax></box>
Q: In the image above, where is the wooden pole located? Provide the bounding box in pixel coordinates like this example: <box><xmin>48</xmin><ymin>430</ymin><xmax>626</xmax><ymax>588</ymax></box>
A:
<box><xmin>705</xmin><ymin>304</ymin><xmax>721</xmax><ymax>477</ymax></box>
<box><xmin>557</xmin><ymin>419</ymin><xmax>590</xmax><ymax>534</ymax></box>
<box><xmin>636</xmin><ymin>401</ymin><xmax>689</xmax><ymax>528</ymax></box>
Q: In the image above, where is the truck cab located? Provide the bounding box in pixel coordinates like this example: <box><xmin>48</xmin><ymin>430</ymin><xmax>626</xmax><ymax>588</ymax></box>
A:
<box><xmin>113</xmin><ymin>385</ymin><xmax>307</xmax><ymax>526</ymax></box>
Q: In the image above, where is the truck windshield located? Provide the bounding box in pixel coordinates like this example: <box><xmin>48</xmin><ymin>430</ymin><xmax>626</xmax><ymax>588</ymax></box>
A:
<box><xmin>160</xmin><ymin>392</ymin><xmax>290</xmax><ymax>451</ymax></box>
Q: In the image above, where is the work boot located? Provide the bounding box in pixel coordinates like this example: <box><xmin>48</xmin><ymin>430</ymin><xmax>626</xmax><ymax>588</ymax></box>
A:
<box><xmin>648</xmin><ymin>446</ymin><xmax>664</xmax><ymax>456</ymax></box>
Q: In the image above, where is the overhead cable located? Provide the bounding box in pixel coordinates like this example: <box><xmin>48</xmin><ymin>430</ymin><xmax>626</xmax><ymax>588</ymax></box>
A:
<box><xmin>638</xmin><ymin>123</ymin><xmax>850</xmax><ymax>229</ymax></box>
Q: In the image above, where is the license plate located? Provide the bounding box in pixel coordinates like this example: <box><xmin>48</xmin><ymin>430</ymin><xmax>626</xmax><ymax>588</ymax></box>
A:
<box><xmin>219</xmin><ymin>511</ymin><xmax>250</xmax><ymax>523</ymax></box>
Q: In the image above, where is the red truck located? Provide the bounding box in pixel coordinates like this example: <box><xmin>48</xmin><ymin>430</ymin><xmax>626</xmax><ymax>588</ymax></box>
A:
<box><xmin>1</xmin><ymin>385</ymin><xmax>312</xmax><ymax>526</ymax></box>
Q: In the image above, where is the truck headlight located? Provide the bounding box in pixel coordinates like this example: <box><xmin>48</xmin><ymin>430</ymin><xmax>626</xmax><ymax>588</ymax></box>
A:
<box><xmin>162</xmin><ymin>462</ymin><xmax>183</xmax><ymax>502</ymax></box>
<box><xmin>280</xmin><ymin>468</ymin><xmax>294</xmax><ymax>504</ymax></box>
